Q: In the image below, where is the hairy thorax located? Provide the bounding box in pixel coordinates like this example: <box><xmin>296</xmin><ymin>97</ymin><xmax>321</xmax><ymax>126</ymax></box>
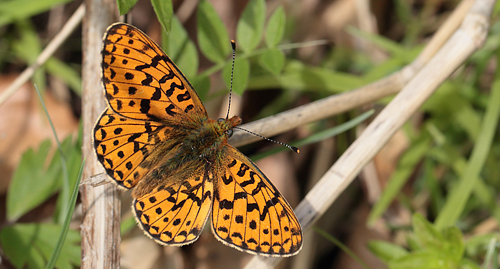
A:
<box><xmin>133</xmin><ymin>116</ymin><xmax>242</xmax><ymax>197</ymax></box>
<box><xmin>181</xmin><ymin>116</ymin><xmax>241</xmax><ymax>162</ymax></box>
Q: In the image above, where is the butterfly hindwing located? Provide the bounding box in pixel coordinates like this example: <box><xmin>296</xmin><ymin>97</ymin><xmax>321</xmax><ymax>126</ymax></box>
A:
<box><xmin>211</xmin><ymin>146</ymin><xmax>303</xmax><ymax>256</ymax></box>
<box><xmin>133</xmin><ymin>164</ymin><xmax>213</xmax><ymax>245</ymax></box>
<box><xmin>102</xmin><ymin>23</ymin><xmax>207</xmax><ymax>122</ymax></box>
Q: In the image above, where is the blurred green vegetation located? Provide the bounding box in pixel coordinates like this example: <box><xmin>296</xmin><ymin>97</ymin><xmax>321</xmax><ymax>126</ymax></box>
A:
<box><xmin>1</xmin><ymin>0</ymin><xmax>500</xmax><ymax>268</ymax></box>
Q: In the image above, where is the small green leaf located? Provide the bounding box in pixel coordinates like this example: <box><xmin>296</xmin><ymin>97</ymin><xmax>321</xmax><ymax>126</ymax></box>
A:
<box><xmin>151</xmin><ymin>0</ymin><xmax>173</xmax><ymax>33</ymax></box>
<box><xmin>0</xmin><ymin>223</ymin><xmax>80</xmax><ymax>269</ymax></box>
<box><xmin>407</xmin><ymin>234</ymin><xmax>424</xmax><ymax>251</ymax></box>
<box><xmin>265</xmin><ymin>6</ymin><xmax>286</xmax><ymax>47</ymax></box>
<box><xmin>223</xmin><ymin>58</ymin><xmax>250</xmax><ymax>95</ymax></box>
<box><xmin>7</xmin><ymin>140</ymin><xmax>61</xmax><ymax>221</ymax></box>
<box><xmin>259</xmin><ymin>48</ymin><xmax>285</xmax><ymax>75</ymax></box>
<box><xmin>412</xmin><ymin>213</ymin><xmax>444</xmax><ymax>250</ymax></box>
<box><xmin>442</xmin><ymin>226</ymin><xmax>465</xmax><ymax>262</ymax></box>
<box><xmin>197</xmin><ymin>0</ymin><xmax>231</xmax><ymax>63</ymax></box>
<box><xmin>116</xmin><ymin>0</ymin><xmax>139</xmax><ymax>15</ymax></box>
<box><xmin>236</xmin><ymin>0</ymin><xmax>266</xmax><ymax>52</ymax></box>
<box><xmin>162</xmin><ymin>17</ymin><xmax>199</xmax><ymax>80</ymax></box>
<box><xmin>368</xmin><ymin>240</ymin><xmax>408</xmax><ymax>263</ymax></box>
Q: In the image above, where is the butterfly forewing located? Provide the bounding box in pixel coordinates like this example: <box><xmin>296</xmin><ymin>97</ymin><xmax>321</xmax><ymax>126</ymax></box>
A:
<box><xmin>212</xmin><ymin>146</ymin><xmax>303</xmax><ymax>256</ymax></box>
<box><xmin>102</xmin><ymin>23</ymin><xmax>207</xmax><ymax>122</ymax></box>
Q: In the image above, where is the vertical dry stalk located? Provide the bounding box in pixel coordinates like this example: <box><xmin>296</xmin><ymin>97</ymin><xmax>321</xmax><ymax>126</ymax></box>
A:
<box><xmin>244</xmin><ymin>0</ymin><xmax>493</xmax><ymax>267</ymax></box>
<box><xmin>81</xmin><ymin>0</ymin><xmax>120</xmax><ymax>268</ymax></box>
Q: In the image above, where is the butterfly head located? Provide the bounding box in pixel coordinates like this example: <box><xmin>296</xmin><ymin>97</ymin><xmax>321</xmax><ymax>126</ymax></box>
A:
<box><xmin>217</xmin><ymin>116</ymin><xmax>241</xmax><ymax>138</ymax></box>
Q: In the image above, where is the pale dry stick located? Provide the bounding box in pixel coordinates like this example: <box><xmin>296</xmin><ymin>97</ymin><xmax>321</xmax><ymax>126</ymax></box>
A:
<box><xmin>231</xmin><ymin>73</ymin><xmax>403</xmax><ymax>147</ymax></box>
<box><xmin>0</xmin><ymin>4</ymin><xmax>85</xmax><ymax>107</ymax></box>
<box><xmin>230</xmin><ymin>0</ymin><xmax>474</xmax><ymax>148</ymax></box>
<box><xmin>80</xmin><ymin>0</ymin><xmax>120</xmax><ymax>268</ymax></box>
<box><xmin>416</xmin><ymin>0</ymin><xmax>475</xmax><ymax>63</ymax></box>
<box><xmin>244</xmin><ymin>0</ymin><xmax>492</xmax><ymax>267</ymax></box>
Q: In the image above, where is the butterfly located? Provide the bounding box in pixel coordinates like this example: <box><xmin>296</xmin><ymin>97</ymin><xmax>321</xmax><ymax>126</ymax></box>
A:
<box><xmin>93</xmin><ymin>23</ymin><xmax>302</xmax><ymax>256</ymax></box>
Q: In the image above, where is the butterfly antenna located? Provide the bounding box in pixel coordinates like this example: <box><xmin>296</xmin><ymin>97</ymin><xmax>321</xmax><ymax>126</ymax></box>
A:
<box><xmin>234</xmin><ymin>127</ymin><xmax>299</xmax><ymax>153</ymax></box>
<box><xmin>226</xmin><ymin>40</ymin><xmax>236</xmax><ymax>120</ymax></box>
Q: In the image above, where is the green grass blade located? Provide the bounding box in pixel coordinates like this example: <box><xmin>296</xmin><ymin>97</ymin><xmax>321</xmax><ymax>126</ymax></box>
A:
<box><xmin>121</xmin><ymin>215</ymin><xmax>137</xmax><ymax>236</ymax></box>
<box><xmin>367</xmin><ymin>135</ymin><xmax>432</xmax><ymax>226</ymax></box>
<box><xmin>250</xmin><ymin>110</ymin><xmax>374</xmax><ymax>161</ymax></box>
<box><xmin>434</xmin><ymin>66</ymin><xmax>500</xmax><ymax>230</ymax></box>
<box><xmin>44</xmin><ymin>159</ymin><xmax>84</xmax><ymax>269</ymax></box>
<box><xmin>345</xmin><ymin>26</ymin><xmax>406</xmax><ymax>57</ymax></box>
<box><xmin>34</xmin><ymin>85</ymin><xmax>69</xmax><ymax>224</ymax></box>
<box><xmin>314</xmin><ymin>227</ymin><xmax>371</xmax><ymax>269</ymax></box>
<box><xmin>482</xmin><ymin>237</ymin><xmax>497</xmax><ymax>269</ymax></box>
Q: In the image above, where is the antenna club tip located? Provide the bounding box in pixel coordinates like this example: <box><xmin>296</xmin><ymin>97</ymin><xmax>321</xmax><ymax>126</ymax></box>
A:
<box><xmin>231</xmin><ymin>40</ymin><xmax>236</xmax><ymax>50</ymax></box>
<box><xmin>291</xmin><ymin>146</ymin><xmax>299</xmax><ymax>153</ymax></box>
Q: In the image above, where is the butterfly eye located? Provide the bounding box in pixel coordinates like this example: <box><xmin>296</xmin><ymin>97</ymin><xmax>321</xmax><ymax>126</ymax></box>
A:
<box><xmin>226</xmin><ymin>129</ymin><xmax>233</xmax><ymax>138</ymax></box>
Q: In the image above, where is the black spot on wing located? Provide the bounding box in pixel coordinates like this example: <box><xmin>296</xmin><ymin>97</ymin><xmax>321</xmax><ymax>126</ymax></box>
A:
<box><xmin>222</xmin><ymin>174</ymin><xmax>233</xmax><ymax>185</ymax></box>
<box><xmin>160</xmin><ymin>72</ymin><xmax>175</xmax><ymax>84</ymax></box>
<box><xmin>177</xmin><ymin>91</ymin><xmax>190</xmax><ymax>102</ymax></box>
<box><xmin>219</xmin><ymin>199</ymin><xmax>233</xmax><ymax>210</ymax></box>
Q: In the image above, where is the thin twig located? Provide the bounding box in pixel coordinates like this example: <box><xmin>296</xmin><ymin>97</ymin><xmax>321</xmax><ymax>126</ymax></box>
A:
<box><xmin>0</xmin><ymin>4</ymin><xmax>85</xmax><ymax>107</ymax></box>
<box><xmin>244</xmin><ymin>0</ymin><xmax>493</xmax><ymax>267</ymax></box>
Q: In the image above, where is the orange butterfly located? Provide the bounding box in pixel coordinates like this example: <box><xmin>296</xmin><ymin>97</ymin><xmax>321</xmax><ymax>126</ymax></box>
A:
<box><xmin>93</xmin><ymin>23</ymin><xmax>302</xmax><ymax>256</ymax></box>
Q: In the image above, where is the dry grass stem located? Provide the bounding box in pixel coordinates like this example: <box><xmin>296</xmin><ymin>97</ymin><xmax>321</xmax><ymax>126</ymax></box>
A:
<box><xmin>244</xmin><ymin>0</ymin><xmax>493</xmax><ymax>267</ymax></box>
<box><xmin>416</xmin><ymin>0</ymin><xmax>475</xmax><ymax>64</ymax></box>
<box><xmin>80</xmin><ymin>0</ymin><xmax>120</xmax><ymax>268</ymax></box>
<box><xmin>0</xmin><ymin>4</ymin><xmax>85</xmax><ymax>107</ymax></box>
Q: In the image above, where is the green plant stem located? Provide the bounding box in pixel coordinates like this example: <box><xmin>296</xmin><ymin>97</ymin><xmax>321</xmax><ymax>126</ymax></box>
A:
<box><xmin>44</xmin><ymin>159</ymin><xmax>84</xmax><ymax>269</ymax></box>
<box><xmin>434</xmin><ymin>52</ymin><xmax>500</xmax><ymax>229</ymax></box>
<box><xmin>314</xmin><ymin>227</ymin><xmax>371</xmax><ymax>269</ymax></box>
